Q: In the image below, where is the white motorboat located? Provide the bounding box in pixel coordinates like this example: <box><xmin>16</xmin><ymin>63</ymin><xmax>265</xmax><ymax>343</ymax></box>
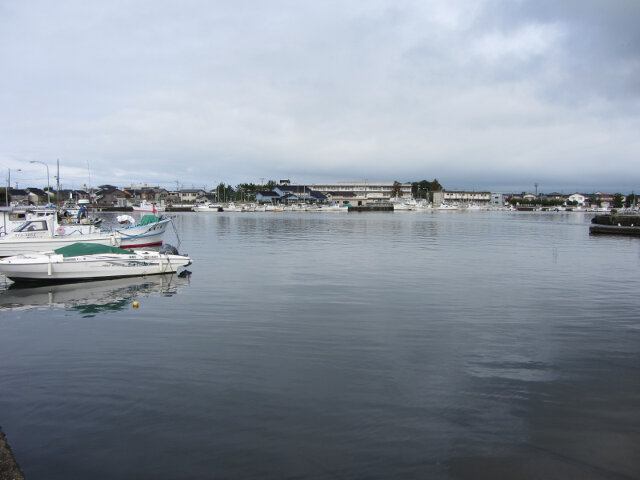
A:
<box><xmin>192</xmin><ymin>203</ymin><xmax>223</xmax><ymax>212</ymax></box>
<box><xmin>0</xmin><ymin>213</ymin><xmax>172</xmax><ymax>256</ymax></box>
<box><xmin>132</xmin><ymin>200</ymin><xmax>165</xmax><ymax>213</ymax></box>
<box><xmin>0</xmin><ymin>243</ymin><xmax>192</xmax><ymax>283</ymax></box>
<box><xmin>0</xmin><ymin>215</ymin><xmax>120</xmax><ymax>256</ymax></box>
<box><xmin>390</xmin><ymin>197</ymin><xmax>418</xmax><ymax>211</ymax></box>
<box><xmin>318</xmin><ymin>203</ymin><xmax>349</xmax><ymax>212</ymax></box>
<box><xmin>436</xmin><ymin>203</ymin><xmax>462</xmax><ymax>211</ymax></box>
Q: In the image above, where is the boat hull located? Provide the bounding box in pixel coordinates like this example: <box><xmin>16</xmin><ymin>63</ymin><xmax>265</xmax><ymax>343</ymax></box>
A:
<box><xmin>116</xmin><ymin>218</ymin><xmax>171</xmax><ymax>248</ymax></box>
<box><xmin>0</xmin><ymin>251</ymin><xmax>191</xmax><ymax>282</ymax></box>
<box><xmin>0</xmin><ymin>234</ymin><xmax>120</xmax><ymax>257</ymax></box>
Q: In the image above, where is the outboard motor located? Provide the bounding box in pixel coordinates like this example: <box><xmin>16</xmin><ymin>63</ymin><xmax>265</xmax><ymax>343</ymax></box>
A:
<box><xmin>159</xmin><ymin>244</ymin><xmax>180</xmax><ymax>255</ymax></box>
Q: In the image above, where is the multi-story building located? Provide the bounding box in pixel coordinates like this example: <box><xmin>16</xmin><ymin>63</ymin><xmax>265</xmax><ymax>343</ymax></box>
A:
<box><xmin>303</xmin><ymin>182</ymin><xmax>413</xmax><ymax>205</ymax></box>
<box><xmin>442</xmin><ymin>191</ymin><xmax>492</xmax><ymax>205</ymax></box>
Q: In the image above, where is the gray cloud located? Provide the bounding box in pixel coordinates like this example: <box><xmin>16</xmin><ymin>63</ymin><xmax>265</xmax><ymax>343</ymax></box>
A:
<box><xmin>1</xmin><ymin>0</ymin><xmax>639</xmax><ymax>193</ymax></box>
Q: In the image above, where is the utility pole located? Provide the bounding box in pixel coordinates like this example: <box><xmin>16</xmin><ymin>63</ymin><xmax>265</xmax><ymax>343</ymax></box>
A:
<box><xmin>56</xmin><ymin>159</ymin><xmax>60</xmax><ymax>208</ymax></box>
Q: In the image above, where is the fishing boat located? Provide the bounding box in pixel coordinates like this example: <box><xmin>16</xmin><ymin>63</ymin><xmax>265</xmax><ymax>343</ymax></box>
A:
<box><xmin>0</xmin><ymin>215</ymin><xmax>120</xmax><ymax>256</ymax></box>
<box><xmin>436</xmin><ymin>203</ymin><xmax>462</xmax><ymax>211</ymax></box>
<box><xmin>113</xmin><ymin>214</ymin><xmax>172</xmax><ymax>248</ymax></box>
<box><xmin>132</xmin><ymin>200</ymin><xmax>165</xmax><ymax>213</ymax></box>
<box><xmin>61</xmin><ymin>198</ymin><xmax>91</xmax><ymax>217</ymax></box>
<box><xmin>0</xmin><ymin>213</ymin><xmax>171</xmax><ymax>256</ymax></box>
<box><xmin>192</xmin><ymin>203</ymin><xmax>223</xmax><ymax>212</ymax></box>
<box><xmin>0</xmin><ymin>243</ymin><xmax>192</xmax><ymax>283</ymax></box>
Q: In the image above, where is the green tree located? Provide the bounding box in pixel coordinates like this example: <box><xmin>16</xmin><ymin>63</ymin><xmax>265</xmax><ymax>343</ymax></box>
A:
<box><xmin>624</xmin><ymin>193</ymin><xmax>636</xmax><ymax>208</ymax></box>
<box><xmin>411</xmin><ymin>180</ymin><xmax>430</xmax><ymax>199</ymax></box>
<box><xmin>410</xmin><ymin>179</ymin><xmax>443</xmax><ymax>199</ymax></box>
<box><xmin>390</xmin><ymin>181</ymin><xmax>403</xmax><ymax>198</ymax></box>
<box><xmin>429</xmin><ymin>178</ymin><xmax>443</xmax><ymax>191</ymax></box>
<box><xmin>613</xmin><ymin>193</ymin><xmax>624</xmax><ymax>209</ymax></box>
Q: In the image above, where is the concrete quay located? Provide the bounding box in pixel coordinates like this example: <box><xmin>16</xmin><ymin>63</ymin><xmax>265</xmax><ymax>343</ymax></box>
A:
<box><xmin>348</xmin><ymin>205</ymin><xmax>394</xmax><ymax>212</ymax></box>
<box><xmin>590</xmin><ymin>213</ymin><xmax>640</xmax><ymax>235</ymax></box>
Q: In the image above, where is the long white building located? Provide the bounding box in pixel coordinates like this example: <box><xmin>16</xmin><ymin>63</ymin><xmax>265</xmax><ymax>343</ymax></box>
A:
<box><xmin>303</xmin><ymin>181</ymin><xmax>413</xmax><ymax>204</ymax></box>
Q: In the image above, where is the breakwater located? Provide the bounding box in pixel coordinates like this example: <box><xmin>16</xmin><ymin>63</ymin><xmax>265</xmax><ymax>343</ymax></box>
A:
<box><xmin>348</xmin><ymin>205</ymin><xmax>394</xmax><ymax>212</ymax></box>
<box><xmin>590</xmin><ymin>213</ymin><xmax>640</xmax><ymax>235</ymax></box>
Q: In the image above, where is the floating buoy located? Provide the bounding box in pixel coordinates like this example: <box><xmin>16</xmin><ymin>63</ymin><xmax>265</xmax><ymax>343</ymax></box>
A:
<box><xmin>133</xmin><ymin>301</ymin><xmax>139</xmax><ymax>309</ymax></box>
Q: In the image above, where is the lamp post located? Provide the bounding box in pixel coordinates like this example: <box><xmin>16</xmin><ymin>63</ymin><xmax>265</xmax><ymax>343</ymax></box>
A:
<box><xmin>30</xmin><ymin>160</ymin><xmax>51</xmax><ymax>205</ymax></box>
<box><xmin>5</xmin><ymin>168</ymin><xmax>21</xmax><ymax>206</ymax></box>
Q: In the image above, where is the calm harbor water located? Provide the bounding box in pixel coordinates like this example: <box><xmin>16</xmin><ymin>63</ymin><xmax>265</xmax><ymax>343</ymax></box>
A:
<box><xmin>1</xmin><ymin>211</ymin><xmax>639</xmax><ymax>479</ymax></box>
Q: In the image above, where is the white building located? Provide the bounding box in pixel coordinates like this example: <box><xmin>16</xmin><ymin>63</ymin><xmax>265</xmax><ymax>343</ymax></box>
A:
<box><xmin>568</xmin><ymin>193</ymin><xmax>586</xmax><ymax>205</ymax></box>
<box><xmin>305</xmin><ymin>182</ymin><xmax>413</xmax><ymax>204</ymax></box>
<box><xmin>442</xmin><ymin>191</ymin><xmax>492</xmax><ymax>205</ymax></box>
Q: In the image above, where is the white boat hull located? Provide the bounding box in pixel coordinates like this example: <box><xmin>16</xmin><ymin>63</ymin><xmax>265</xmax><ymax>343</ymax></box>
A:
<box><xmin>0</xmin><ymin>234</ymin><xmax>120</xmax><ymax>257</ymax></box>
<box><xmin>115</xmin><ymin>218</ymin><xmax>171</xmax><ymax>248</ymax></box>
<box><xmin>192</xmin><ymin>204</ymin><xmax>223</xmax><ymax>212</ymax></box>
<box><xmin>0</xmin><ymin>250</ymin><xmax>191</xmax><ymax>282</ymax></box>
<box><xmin>0</xmin><ymin>215</ymin><xmax>171</xmax><ymax>256</ymax></box>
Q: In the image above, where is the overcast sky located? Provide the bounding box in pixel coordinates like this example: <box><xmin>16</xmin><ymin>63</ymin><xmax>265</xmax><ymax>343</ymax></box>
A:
<box><xmin>1</xmin><ymin>0</ymin><xmax>639</xmax><ymax>193</ymax></box>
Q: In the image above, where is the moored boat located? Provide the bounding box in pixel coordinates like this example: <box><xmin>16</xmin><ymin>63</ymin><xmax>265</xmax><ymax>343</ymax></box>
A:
<box><xmin>113</xmin><ymin>214</ymin><xmax>172</xmax><ymax>248</ymax></box>
<box><xmin>0</xmin><ymin>213</ymin><xmax>171</xmax><ymax>256</ymax></box>
<box><xmin>0</xmin><ymin>215</ymin><xmax>120</xmax><ymax>256</ymax></box>
<box><xmin>132</xmin><ymin>200</ymin><xmax>165</xmax><ymax>213</ymax></box>
<box><xmin>192</xmin><ymin>203</ymin><xmax>223</xmax><ymax>212</ymax></box>
<box><xmin>0</xmin><ymin>243</ymin><xmax>192</xmax><ymax>283</ymax></box>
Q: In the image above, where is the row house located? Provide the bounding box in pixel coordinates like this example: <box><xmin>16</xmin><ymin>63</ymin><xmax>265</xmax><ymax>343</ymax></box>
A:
<box><xmin>95</xmin><ymin>185</ymin><xmax>127</xmax><ymax>207</ymax></box>
<box><xmin>123</xmin><ymin>186</ymin><xmax>169</xmax><ymax>204</ymax></box>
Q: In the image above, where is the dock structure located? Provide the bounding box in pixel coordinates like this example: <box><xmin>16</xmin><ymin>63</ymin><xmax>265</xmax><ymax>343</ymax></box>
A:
<box><xmin>590</xmin><ymin>214</ymin><xmax>640</xmax><ymax>235</ymax></box>
<box><xmin>0</xmin><ymin>426</ymin><xmax>24</xmax><ymax>480</ymax></box>
<box><xmin>348</xmin><ymin>205</ymin><xmax>394</xmax><ymax>212</ymax></box>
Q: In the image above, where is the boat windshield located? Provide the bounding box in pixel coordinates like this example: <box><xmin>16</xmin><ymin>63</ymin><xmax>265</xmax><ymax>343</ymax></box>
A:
<box><xmin>15</xmin><ymin>220</ymin><xmax>48</xmax><ymax>232</ymax></box>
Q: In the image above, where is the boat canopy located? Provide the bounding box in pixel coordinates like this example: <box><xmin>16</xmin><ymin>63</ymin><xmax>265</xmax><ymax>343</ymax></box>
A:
<box><xmin>139</xmin><ymin>214</ymin><xmax>160</xmax><ymax>225</ymax></box>
<box><xmin>54</xmin><ymin>243</ymin><xmax>134</xmax><ymax>257</ymax></box>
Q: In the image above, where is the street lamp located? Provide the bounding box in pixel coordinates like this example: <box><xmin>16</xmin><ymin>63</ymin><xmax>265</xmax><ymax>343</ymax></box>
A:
<box><xmin>30</xmin><ymin>160</ymin><xmax>51</xmax><ymax>205</ymax></box>
<box><xmin>5</xmin><ymin>168</ymin><xmax>21</xmax><ymax>206</ymax></box>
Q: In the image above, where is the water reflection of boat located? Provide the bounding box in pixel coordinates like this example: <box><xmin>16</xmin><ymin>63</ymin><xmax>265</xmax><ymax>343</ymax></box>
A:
<box><xmin>0</xmin><ymin>273</ymin><xmax>190</xmax><ymax>314</ymax></box>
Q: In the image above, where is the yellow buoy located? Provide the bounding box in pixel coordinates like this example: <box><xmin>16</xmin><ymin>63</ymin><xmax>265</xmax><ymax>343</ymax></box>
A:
<box><xmin>133</xmin><ymin>301</ymin><xmax>139</xmax><ymax>309</ymax></box>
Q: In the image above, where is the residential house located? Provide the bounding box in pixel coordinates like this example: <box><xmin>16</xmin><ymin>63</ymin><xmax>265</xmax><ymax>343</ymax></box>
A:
<box><xmin>256</xmin><ymin>191</ymin><xmax>280</xmax><ymax>203</ymax></box>
<box><xmin>178</xmin><ymin>189</ymin><xmax>207</xmax><ymax>204</ymax></box>
<box><xmin>25</xmin><ymin>187</ymin><xmax>48</xmax><ymax>205</ymax></box>
<box><xmin>568</xmin><ymin>193</ymin><xmax>586</xmax><ymax>205</ymax></box>
<box><xmin>273</xmin><ymin>184</ymin><xmax>327</xmax><ymax>203</ymax></box>
<box><xmin>95</xmin><ymin>186</ymin><xmax>127</xmax><ymax>207</ymax></box>
<box><xmin>123</xmin><ymin>186</ymin><xmax>169</xmax><ymax>204</ymax></box>
<box><xmin>7</xmin><ymin>188</ymin><xmax>29</xmax><ymax>206</ymax></box>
